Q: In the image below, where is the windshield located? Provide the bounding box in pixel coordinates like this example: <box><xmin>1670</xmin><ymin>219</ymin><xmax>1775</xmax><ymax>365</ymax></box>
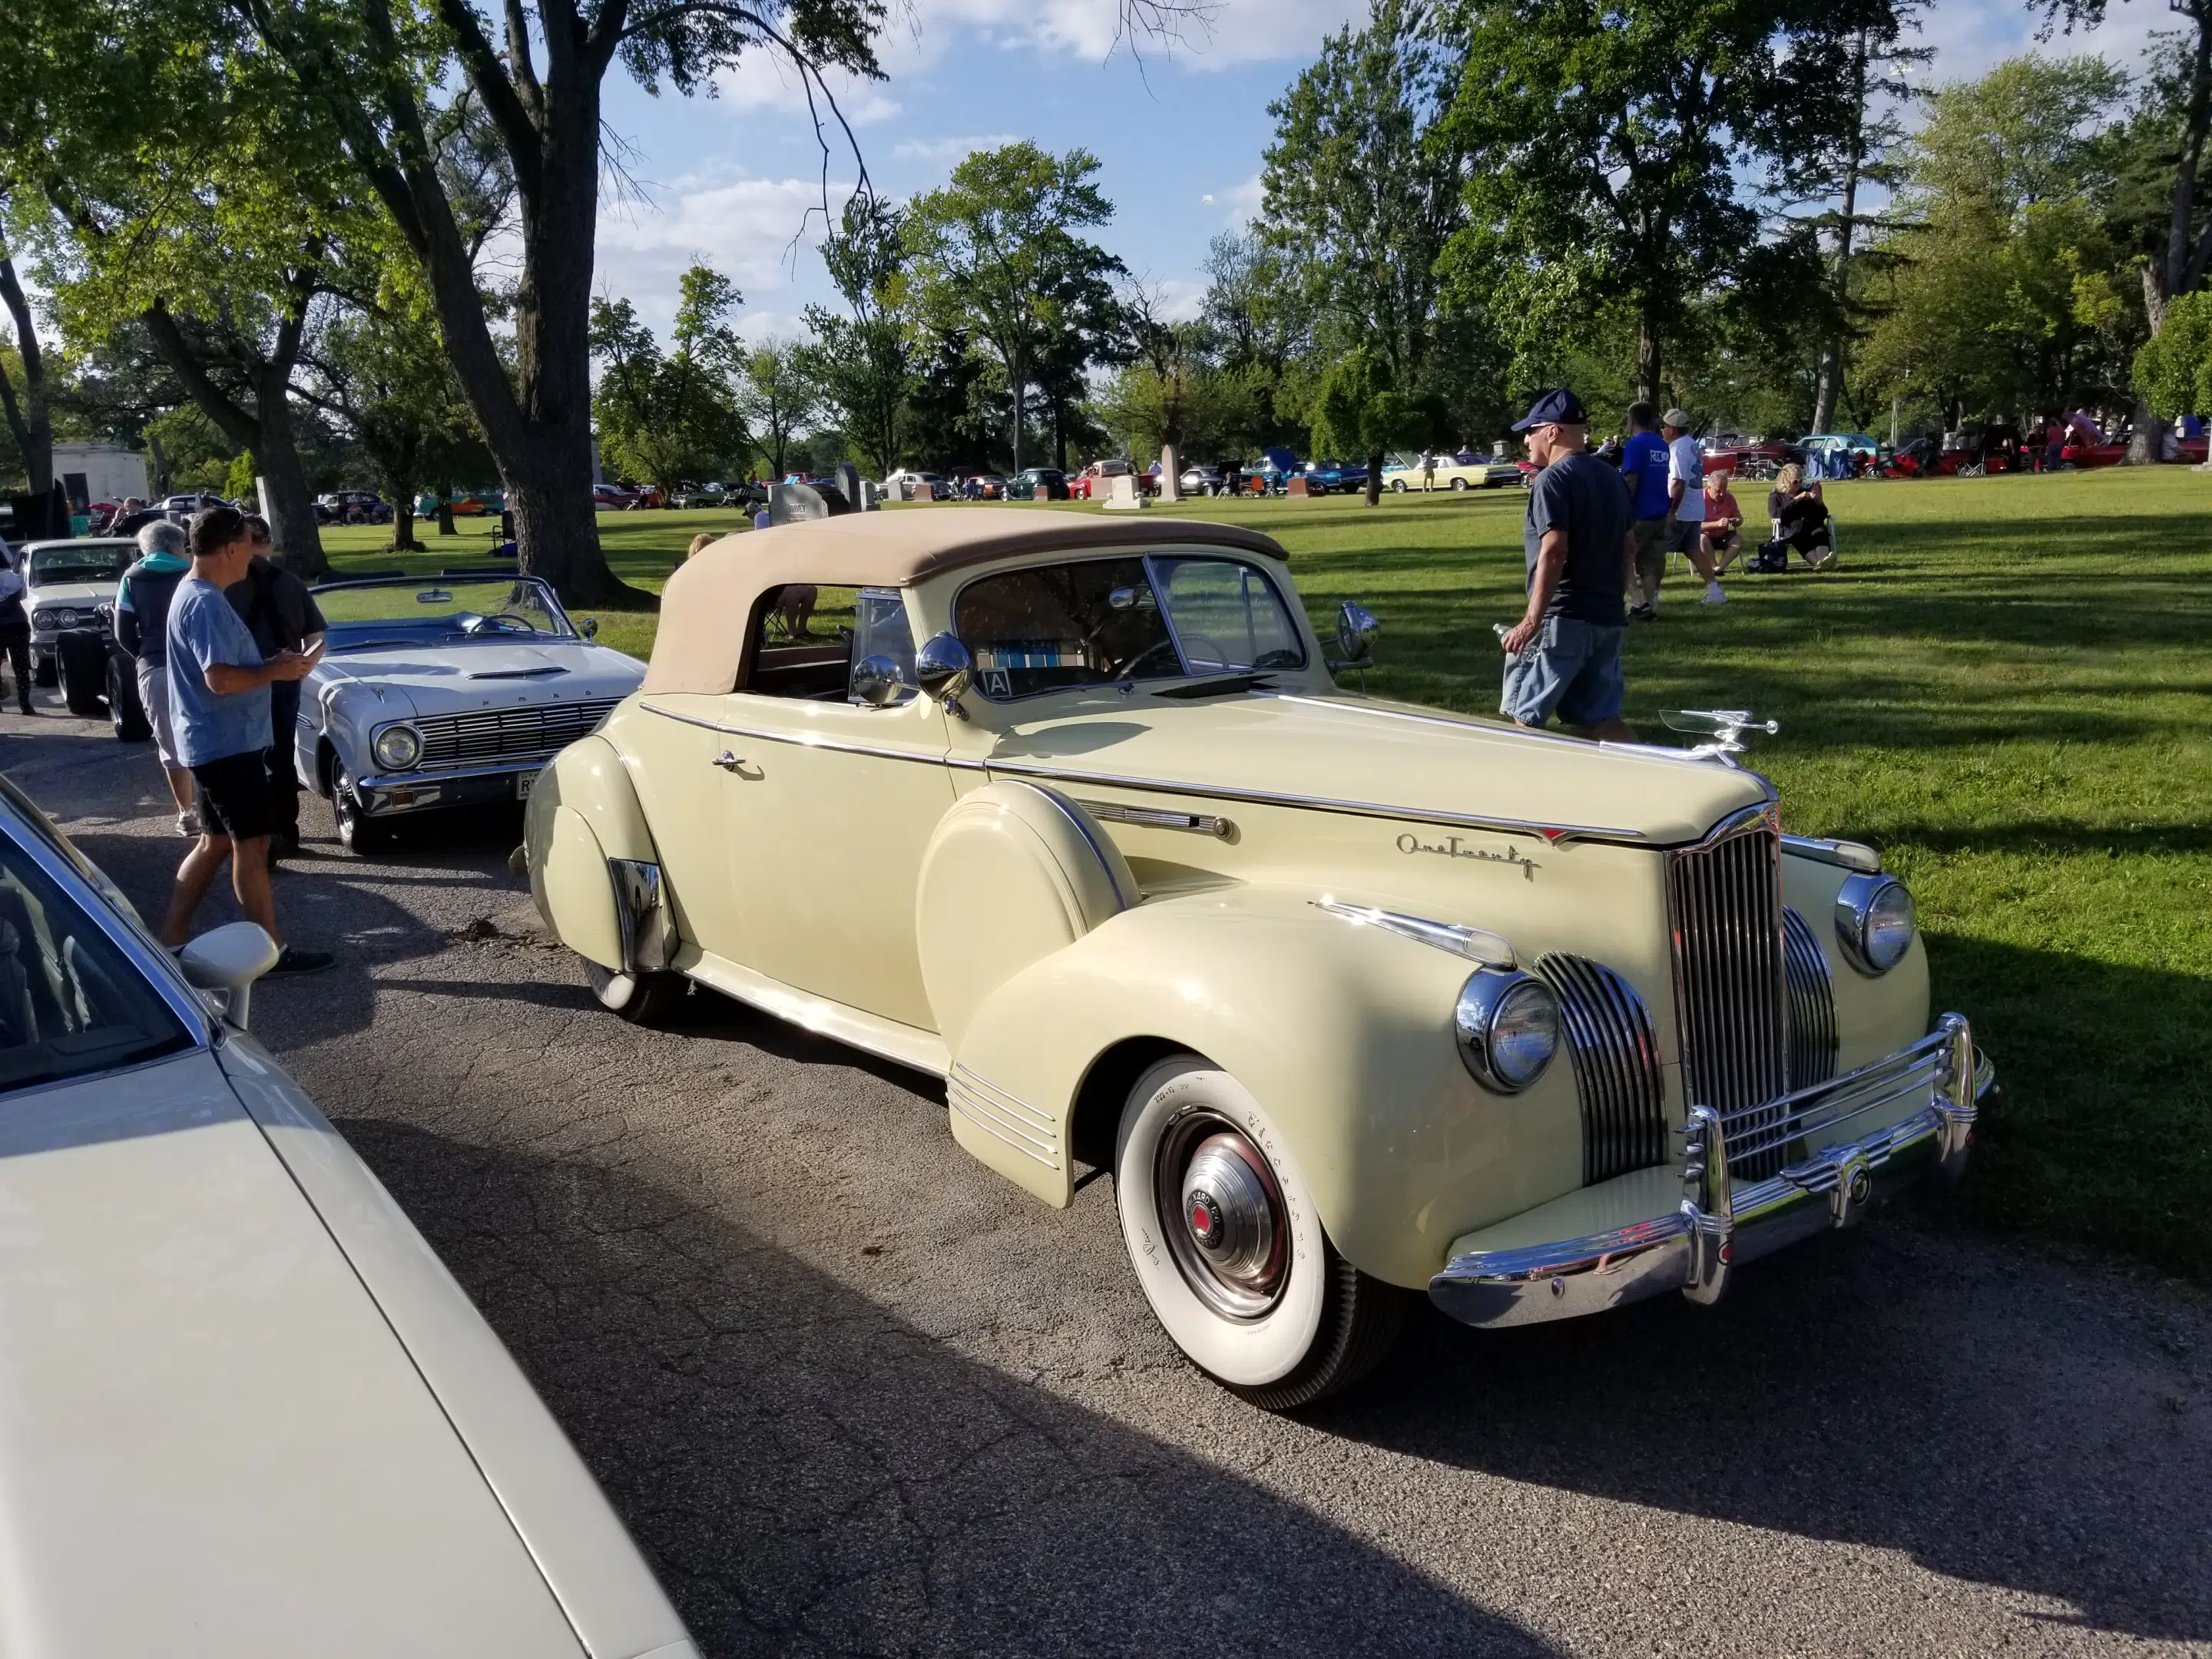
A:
<box><xmin>0</xmin><ymin>828</ymin><xmax>194</xmax><ymax>1094</ymax></box>
<box><xmin>29</xmin><ymin>545</ymin><xmax>132</xmax><ymax>585</ymax></box>
<box><xmin>315</xmin><ymin>578</ymin><xmax>575</xmax><ymax>648</ymax></box>
<box><xmin>955</xmin><ymin>555</ymin><xmax>1306</xmax><ymax>701</ymax></box>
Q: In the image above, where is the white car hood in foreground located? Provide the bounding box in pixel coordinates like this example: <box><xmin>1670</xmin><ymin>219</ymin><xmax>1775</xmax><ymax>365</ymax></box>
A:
<box><xmin>313</xmin><ymin>638</ymin><xmax>644</xmax><ymax>717</ymax></box>
<box><xmin>0</xmin><ymin>1048</ymin><xmax>598</xmax><ymax>1657</ymax></box>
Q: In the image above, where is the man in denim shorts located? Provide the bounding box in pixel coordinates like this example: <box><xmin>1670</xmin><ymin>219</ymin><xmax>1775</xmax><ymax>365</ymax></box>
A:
<box><xmin>1499</xmin><ymin>389</ymin><xmax>1639</xmax><ymax>742</ymax></box>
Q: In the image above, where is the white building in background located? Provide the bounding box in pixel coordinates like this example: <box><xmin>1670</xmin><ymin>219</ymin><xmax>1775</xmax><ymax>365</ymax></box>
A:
<box><xmin>52</xmin><ymin>443</ymin><xmax>150</xmax><ymax>508</ymax></box>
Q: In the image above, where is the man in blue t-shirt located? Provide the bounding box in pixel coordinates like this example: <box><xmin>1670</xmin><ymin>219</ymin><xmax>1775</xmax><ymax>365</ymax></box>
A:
<box><xmin>156</xmin><ymin>505</ymin><xmax>330</xmax><ymax>972</ymax></box>
<box><xmin>1499</xmin><ymin>389</ymin><xmax>1639</xmax><ymax>742</ymax></box>
<box><xmin>1618</xmin><ymin>401</ymin><xmax>1671</xmax><ymax>620</ymax></box>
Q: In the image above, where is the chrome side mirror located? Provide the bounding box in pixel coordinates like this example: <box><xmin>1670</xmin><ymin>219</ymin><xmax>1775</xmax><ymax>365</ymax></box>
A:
<box><xmin>849</xmin><ymin>654</ymin><xmax>906</xmax><ymax>707</ymax></box>
<box><xmin>1332</xmin><ymin>601</ymin><xmax>1379</xmax><ymax>670</ymax></box>
<box><xmin>578</xmin><ymin>617</ymin><xmax>599</xmax><ymax>639</ymax></box>
<box><xmin>178</xmin><ymin>921</ymin><xmax>280</xmax><ymax>1029</ymax></box>
<box><xmin>916</xmin><ymin>632</ymin><xmax>973</xmax><ymax>705</ymax></box>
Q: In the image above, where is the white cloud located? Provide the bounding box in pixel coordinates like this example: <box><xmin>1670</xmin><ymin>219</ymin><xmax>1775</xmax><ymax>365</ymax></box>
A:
<box><xmin>905</xmin><ymin>0</ymin><xmax>1363</xmax><ymax>68</ymax></box>
<box><xmin>595</xmin><ymin>174</ymin><xmax>850</xmax><ymax>337</ymax></box>
<box><xmin>1154</xmin><ymin>277</ymin><xmax>1207</xmax><ymax>322</ymax></box>
<box><xmin>892</xmin><ymin>131</ymin><xmax>1022</xmax><ymax>164</ymax></box>
<box><xmin>1223</xmin><ymin>171</ymin><xmax>1263</xmax><ymax>224</ymax></box>
<box><xmin>1916</xmin><ymin>0</ymin><xmax>2168</xmax><ymax>83</ymax></box>
<box><xmin>710</xmin><ymin>55</ymin><xmax>902</xmax><ymax>127</ymax></box>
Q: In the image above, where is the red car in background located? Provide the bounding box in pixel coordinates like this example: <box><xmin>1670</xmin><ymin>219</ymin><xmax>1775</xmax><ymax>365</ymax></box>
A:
<box><xmin>1700</xmin><ymin>439</ymin><xmax>1799</xmax><ymax>480</ymax></box>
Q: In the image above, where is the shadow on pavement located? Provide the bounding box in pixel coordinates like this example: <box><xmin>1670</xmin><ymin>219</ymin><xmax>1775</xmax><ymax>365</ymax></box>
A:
<box><xmin>1323</xmin><ymin>1214</ymin><xmax>2212</xmax><ymax>1644</ymax></box>
<box><xmin>342</xmin><ymin>1118</ymin><xmax>1549</xmax><ymax>1659</ymax></box>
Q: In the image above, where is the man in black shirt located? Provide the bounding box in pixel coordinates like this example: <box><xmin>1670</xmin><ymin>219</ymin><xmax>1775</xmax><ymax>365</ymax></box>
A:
<box><xmin>1498</xmin><ymin>389</ymin><xmax>1639</xmax><ymax>742</ymax></box>
<box><xmin>228</xmin><ymin>517</ymin><xmax>326</xmax><ymax>857</ymax></box>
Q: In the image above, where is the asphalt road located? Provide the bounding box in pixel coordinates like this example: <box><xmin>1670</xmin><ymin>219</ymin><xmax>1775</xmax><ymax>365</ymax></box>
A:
<box><xmin>5</xmin><ymin>688</ymin><xmax>2209</xmax><ymax>1657</ymax></box>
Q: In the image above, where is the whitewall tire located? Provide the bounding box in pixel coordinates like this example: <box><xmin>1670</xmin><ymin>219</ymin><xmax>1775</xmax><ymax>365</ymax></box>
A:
<box><xmin>1114</xmin><ymin>1055</ymin><xmax>1405</xmax><ymax>1409</ymax></box>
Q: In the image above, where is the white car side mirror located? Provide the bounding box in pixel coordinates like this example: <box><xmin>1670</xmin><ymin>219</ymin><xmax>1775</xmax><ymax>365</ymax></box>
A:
<box><xmin>178</xmin><ymin>922</ymin><xmax>280</xmax><ymax>1029</ymax></box>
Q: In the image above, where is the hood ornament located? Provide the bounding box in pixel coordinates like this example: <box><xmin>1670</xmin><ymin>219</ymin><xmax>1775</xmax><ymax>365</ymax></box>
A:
<box><xmin>1659</xmin><ymin>708</ymin><xmax>1778</xmax><ymax>766</ymax></box>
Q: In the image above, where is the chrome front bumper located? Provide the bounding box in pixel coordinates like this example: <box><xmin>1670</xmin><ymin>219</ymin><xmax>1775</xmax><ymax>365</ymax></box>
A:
<box><xmin>1430</xmin><ymin>1015</ymin><xmax>1992</xmax><ymax>1330</ymax></box>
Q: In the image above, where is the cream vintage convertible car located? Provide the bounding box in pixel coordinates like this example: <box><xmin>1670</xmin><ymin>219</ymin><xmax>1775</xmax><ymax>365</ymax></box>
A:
<box><xmin>525</xmin><ymin>510</ymin><xmax>1992</xmax><ymax>1409</ymax></box>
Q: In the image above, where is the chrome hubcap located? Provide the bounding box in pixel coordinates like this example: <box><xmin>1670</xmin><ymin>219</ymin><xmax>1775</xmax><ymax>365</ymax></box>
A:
<box><xmin>1157</xmin><ymin>1112</ymin><xmax>1288</xmax><ymax>1320</ymax></box>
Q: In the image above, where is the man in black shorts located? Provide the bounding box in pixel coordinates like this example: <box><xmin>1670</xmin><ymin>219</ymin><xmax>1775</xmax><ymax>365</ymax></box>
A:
<box><xmin>157</xmin><ymin>505</ymin><xmax>332</xmax><ymax>971</ymax></box>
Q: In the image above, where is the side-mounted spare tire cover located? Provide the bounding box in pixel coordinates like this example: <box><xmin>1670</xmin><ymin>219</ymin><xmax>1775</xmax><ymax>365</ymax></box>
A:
<box><xmin>916</xmin><ymin>781</ymin><xmax>1135</xmax><ymax>1049</ymax></box>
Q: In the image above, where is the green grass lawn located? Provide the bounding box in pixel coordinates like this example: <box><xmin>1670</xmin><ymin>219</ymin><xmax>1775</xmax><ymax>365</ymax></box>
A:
<box><xmin>320</xmin><ymin>472</ymin><xmax>2212</xmax><ymax>1285</ymax></box>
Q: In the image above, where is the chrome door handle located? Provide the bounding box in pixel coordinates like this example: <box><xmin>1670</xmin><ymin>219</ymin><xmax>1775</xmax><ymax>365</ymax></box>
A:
<box><xmin>712</xmin><ymin>750</ymin><xmax>743</xmax><ymax>771</ymax></box>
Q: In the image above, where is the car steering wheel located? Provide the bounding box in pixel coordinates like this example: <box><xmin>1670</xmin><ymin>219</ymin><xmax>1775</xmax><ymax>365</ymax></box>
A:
<box><xmin>464</xmin><ymin>613</ymin><xmax>538</xmax><ymax>635</ymax></box>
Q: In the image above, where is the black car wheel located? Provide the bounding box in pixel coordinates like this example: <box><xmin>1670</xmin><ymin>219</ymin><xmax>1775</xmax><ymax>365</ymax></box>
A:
<box><xmin>57</xmin><ymin>631</ymin><xmax>109</xmax><ymax>717</ymax></box>
<box><xmin>332</xmin><ymin>762</ymin><xmax>391</xmax><ymax>854</ymax></box>
<box><xmin>107</xmin><ymin>652</ymin><xmax>151</xmax><ymax>742</ymax></box>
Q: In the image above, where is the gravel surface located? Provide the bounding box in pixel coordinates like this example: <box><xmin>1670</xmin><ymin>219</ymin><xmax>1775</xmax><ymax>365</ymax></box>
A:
<box><xmin>7</xmin><ymin>690</ymin><xmax>2210</xmax><ymax>1657</ymax></box>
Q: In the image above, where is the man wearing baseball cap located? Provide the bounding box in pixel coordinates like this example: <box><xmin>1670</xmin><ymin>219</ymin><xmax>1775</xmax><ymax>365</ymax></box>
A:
<box><xmin>1498</xmin><ymin>389</ymin><xmax>1638</xmax><ymax>741</ymax></box>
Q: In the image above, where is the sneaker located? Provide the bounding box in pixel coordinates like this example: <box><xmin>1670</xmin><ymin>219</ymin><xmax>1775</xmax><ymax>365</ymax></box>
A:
<box><xmin>177</xmin><ymin>810</ymin><xmax>201</xmax><ymax>837</ymax></box>
<box><xmin>1628</xmin><ymin>604</ymin><xmax>1655</xmax><ymax>622</ymax></box>
<box><xmin>267</xmin><ymin>946</ymin><xmax>335</xmax><ymax>975</ymax></box>
<box><xmin>1805</xmin><ymin>545</ymin><xmax>1836</xmax><ymax>569</ymax></box>
<box><xmin>1699</xmin><ymin>584</ymin><xmax>1727</xmax><ymax>605</ymax></box>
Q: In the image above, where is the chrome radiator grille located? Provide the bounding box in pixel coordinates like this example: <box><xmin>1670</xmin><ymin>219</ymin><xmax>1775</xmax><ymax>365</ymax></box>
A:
<box><xmin>1536</xmin><ymin>953</ymin><xmax>1667</xmax><ymax>1185</ymax></box>
<box><xmin>1782</xmin><ymin>906</ymin><xmax>1839</xmax><ymax>1094</ymax></box>
<box><xmin>1667</xmin><ymin>807</ymin><xmax>1789</xmax><ymax>1174</ymax></box>
<box><xmin>415</xmin><ymin>699</ymin><xmax>620</xmax><ymax>769</ymax></box>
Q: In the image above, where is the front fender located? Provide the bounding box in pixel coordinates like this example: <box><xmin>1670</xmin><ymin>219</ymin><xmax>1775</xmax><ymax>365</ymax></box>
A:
<box><xmin>948</xmin><ymin>885</ymin><xmax>1582</xmax><ymax>1289</ymax></box>
<box><xmin>311</xmin><ymin>677</ymin><xmax>420</xmax><ymax>794</ymax></box>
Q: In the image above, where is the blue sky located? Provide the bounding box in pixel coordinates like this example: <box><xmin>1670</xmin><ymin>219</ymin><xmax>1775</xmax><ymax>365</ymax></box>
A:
<box><xmin>590</xmin><ymin>0</ymin><xmax>2176</xmax><ymax>343</ymax></box>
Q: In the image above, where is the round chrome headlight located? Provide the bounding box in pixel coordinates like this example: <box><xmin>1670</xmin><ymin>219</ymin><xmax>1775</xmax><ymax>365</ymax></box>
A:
<box><xmin>1834</xmin><ymin>872</ymin><xmax>1916</xmax><ymax>975</ymax></box>
<box><xmin>1455</xmin><ymin>967</ymin><xmax>1561</xmax><ymax>1092</ymax></box>
<box><xmin>371</xmin><ymin>724</ymin><xmax>422</xmax><ymax>771</ymax></box>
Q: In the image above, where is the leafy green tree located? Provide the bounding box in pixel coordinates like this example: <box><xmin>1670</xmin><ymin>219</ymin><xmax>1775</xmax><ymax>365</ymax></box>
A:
<box><xmin>1309</xmin><ymin>345</ymin><xmax>1443</xmax><ymax>474</ymax></box>
<box><xmin>1856</xmin><ymin>56</ymin><xmax>2137</xmax><ymax>426</ymax></box>
<box><xmin>2</xmin><ymin>2</ymin><xmax>362</xmax><ymax>572</ymax></box>
<box><xmin>590</xmin><ymin>265</ymin><xmax>750</xmax><ymax>498</ymax></box>
<box><xmin>2041</xmin><ymin>0</ymin><xmax>2212</xmax><ymax>456</ymax></box>
<box><xmin>1261</xmin><ymin>0</ymin><xmax>1466</xmax><ymax>502</ymax></box>
<box><xmin>803</xmin><ymin>190</ymin><xmax>910</xmax><ymax>480</ymax></box>
<box><xmin>905</xmin><ymin>143</ymin><xmax>1125</xmax><ymax>473</ymax></box>
<box><xmin>2134</xmin><ymin>288</ymin><xmax>2212</xmax><ymax>414</ymax></box>
<box><xmin>737</xmin><ymin>336</ymin><xmax>818</xmax><ymax>480</ymax></box>
<box><xmin>1767</xmin><ymin>1</ymin><xmax>1929</xmax><ymax>432</ymax></box>
<box><xmin>0</xmin><ymin>217</ymin><xmax>54</xmax><ymax>494</ymax></box>
<box><xmin>1437</xmin><ymin>0</ymin><xmax>1825</xmax><ymax>409</ymax></box>
<box><xmin>308</xmin><ymin>280</ymin><xmax>483</xmax><ymax>551</ymax></box>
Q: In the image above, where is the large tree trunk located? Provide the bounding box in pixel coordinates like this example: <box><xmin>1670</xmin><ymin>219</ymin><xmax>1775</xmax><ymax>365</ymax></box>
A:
<box><xmin>1366</xmin><ymin>448</ymin><xmax>1385</xmax><ymax>506</ymax></box>
<box><xmin>505</xmin><ymin>426</ymin><xmax>619</xmax><ymax>605</ymax></box>
<box><xmin>253</xmin><ymin>364</ymin><xmax>329</xmax><ymax>578</ymax></box>
<box><xmin>392</xmin><ymin>504</ymin><xmax>422</xmax><ymax>551</ymax></box>
<box><xmin>1637</xmin><ymin>307</ymin><xmax>1663</xmax><ymax>407</ymax></box>
<box><xmin>1812</xmin><ymin>39</ymin><xmax>1869</xmax><ymax>439</ymax></box>
<box><xmin>0</xmin><ymin>248</ymin><xmax>54</xmax><ymax>494</ymax></box>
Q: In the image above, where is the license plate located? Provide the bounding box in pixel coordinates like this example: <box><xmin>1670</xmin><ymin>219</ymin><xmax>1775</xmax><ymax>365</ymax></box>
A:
<box><xmin>515</xmin><ymin>772</ymin><xmax>536</xmax><ymax>800</ymax></box>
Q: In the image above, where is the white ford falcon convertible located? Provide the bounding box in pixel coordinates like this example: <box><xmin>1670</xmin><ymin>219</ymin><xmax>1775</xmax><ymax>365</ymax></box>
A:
<box><xmin>300</xmin><ymin>569</ymin><xmax>645</xmax><ymax>852</ymax></box>
<box><xmin>525</xmin><ymin>509</ymin><xmax>1994</xmax><ymax>1409</ymax></box>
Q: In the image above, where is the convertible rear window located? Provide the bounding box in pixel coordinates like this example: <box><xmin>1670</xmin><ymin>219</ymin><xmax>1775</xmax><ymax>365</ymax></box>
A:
<box><xmin>954</xmin><ymin>555</ymin><xmax>1305</xmax><ymax>701</ymax></box>
<box><xmin>0</xmin><ymin>831</ymin><xmax>194</xmax><ymax>1094</ymax></box>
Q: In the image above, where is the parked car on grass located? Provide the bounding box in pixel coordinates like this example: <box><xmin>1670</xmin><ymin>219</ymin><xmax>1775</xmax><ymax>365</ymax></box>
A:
<box><xmin>525</xmin><ymin>509</ymin><xmax>1994</xmax><ymax>1409</ymax></box>
<box><xmin>1177</xmin><ymin>465</ymin><xmax>1230</xmax><ymax>496</ymax></box>
<box><xmin>1070</xmin><ymin>459</ymin><xmax>1134</xmax><ymax>498</ymax></box>
<box><xmin>885</xmin><ymin>469</ymin><xmax>952</xmax><ymax>499</ymax></box>
<box><xmin>299</xmin><ymin>569</ymin><xmax>646</xmax><ymax>853</ymax></box>
<box><xmin>158</xmin><ymin>493</ymin><xmax>227</xmax><ymax>515</ymax></box>
<box><xmin>1381</xmin><ymin>456</ymin><xmax>1522</xmax><ymax>492</ymax></box>
<box><xmin>0</xmin><ymin>773</ymin><xmax>697</xmax><ymax>1659</ymax></box>
<box><xmin>965</xmin><ymin>475</ymin><xmax>1010</xmax><ymax>501</ymax></box>
<box><xmin>591</xmin><ymin>483</ymin><xmax>637</xmax><ymax>510</ymax></box>
<box><xmin>1011</xmin><ymin>468</ymin><xmax>1069</xmax><ymax>500</ymax></box>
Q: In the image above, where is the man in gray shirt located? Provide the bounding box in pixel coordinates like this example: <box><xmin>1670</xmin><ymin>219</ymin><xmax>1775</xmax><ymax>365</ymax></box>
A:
<box><xmin>1499</xmin><ymin>389</ymin><xmax>1639</xmax><ymax>742</ymax></box>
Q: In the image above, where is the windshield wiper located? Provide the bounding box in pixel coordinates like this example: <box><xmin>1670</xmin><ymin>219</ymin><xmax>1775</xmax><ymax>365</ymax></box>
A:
<box><xmin>1154</xmin><ymin>673</ymin><xmax>1277</xmax><ymax>700</ymax></box>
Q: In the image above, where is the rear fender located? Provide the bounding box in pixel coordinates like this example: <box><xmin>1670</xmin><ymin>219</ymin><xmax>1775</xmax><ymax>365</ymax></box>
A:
<box><xmin>945</xmin><ymin>885</ymin><xmax>1583</xmax><ymax>1288</ymax></box>
<box><xmin>524</xmin><ymin>737</ymin><xmax>670</xmax><ymax>973</ymax></box>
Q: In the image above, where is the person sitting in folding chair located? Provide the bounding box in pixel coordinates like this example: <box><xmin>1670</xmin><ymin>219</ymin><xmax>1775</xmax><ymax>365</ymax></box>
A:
<box><xmin>1756</xmin><ymin>465</ymin><xmax>1836</xmax><ymax>571</ymax></box>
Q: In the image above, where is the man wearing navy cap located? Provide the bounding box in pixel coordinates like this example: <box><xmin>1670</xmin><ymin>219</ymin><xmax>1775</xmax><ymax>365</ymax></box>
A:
<box><xmin>1498</xmin><ymin>389</ymin><xmax>1637</xmax><ymax>742</ymax></box>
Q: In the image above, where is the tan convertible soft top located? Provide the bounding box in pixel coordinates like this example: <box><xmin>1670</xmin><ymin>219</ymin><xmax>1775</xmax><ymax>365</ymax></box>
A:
<box><xmin>641</xmin><ymin>507</ymin><xmax>1290</xmax><ymax>694</ymax></box>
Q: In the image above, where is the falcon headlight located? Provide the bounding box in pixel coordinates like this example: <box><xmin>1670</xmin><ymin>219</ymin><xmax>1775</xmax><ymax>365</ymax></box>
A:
<box><xmin>1834</xmin><ymin>873</ymin><xmax>1916</xmax><ymax>975</ymax></box>
<box><xmin>372</xmin><ymin>723</ymin><xmax>422</xmax><ymax>771</ymax></box>
<box><xmin>1455</xmin><ymin>967</ymin><xmax>1560</xmax><ymax>1093</ymax></box>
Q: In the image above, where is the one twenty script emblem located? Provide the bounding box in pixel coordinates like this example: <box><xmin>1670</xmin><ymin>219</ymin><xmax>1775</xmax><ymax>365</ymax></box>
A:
<box><xmin>1396</xmin><ymin>832</ymin><xmax>1538</xmax><ymax>880</ymax></box>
